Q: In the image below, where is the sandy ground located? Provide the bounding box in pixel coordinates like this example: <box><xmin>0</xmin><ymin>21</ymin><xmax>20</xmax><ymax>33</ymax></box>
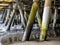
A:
<box><xmin>9</xmin><ymin>38</ymin><xmax>60</xmax><ymax>45</ymax></box>
<box><xmin>9</xmin><ymin>41</ymin><xmax>60</xmax><ymax>45</ymax></box>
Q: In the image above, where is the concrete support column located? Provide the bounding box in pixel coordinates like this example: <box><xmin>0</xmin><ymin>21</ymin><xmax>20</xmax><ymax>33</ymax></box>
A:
<box><xmin>22</xmin><ymin>0</ymin><xmax>40</xmax><ymax>41</ymax></box>
<box><xmin>40</xmin><ymin>0</ymin><xmax>52</xmax><ymax>41</ymax></box>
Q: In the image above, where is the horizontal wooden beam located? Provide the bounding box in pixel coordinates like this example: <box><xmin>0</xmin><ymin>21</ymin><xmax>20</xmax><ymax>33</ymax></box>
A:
<box><xmin>0</xmin><ymin>0</ymin><xmax>14</xmax><ymax>2</ymax></box>
<box><xmin>0</xmin><ymin>3</ymin><xmax>9</xmax><ymax>10</ymax></box>
<box><xmin>0</xmin><ymin>7</ymin><xmax>5</xmax><ymax>10</ymax></box>
<box><xmin>0</xmin><ymin>3</ymin><xmax>9</xmax><ymax>6</ymax></box>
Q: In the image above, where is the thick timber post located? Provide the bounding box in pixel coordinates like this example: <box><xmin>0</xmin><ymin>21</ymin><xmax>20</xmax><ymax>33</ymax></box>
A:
<box><xmin>22</xmin><ymin>0</ymin><xmax>40</xmax><ymax>41</ymax></box>
<box><xmin>40</xmin><ymin>0</ymin><xmax>52</xmax><ymax>41</ymax></box>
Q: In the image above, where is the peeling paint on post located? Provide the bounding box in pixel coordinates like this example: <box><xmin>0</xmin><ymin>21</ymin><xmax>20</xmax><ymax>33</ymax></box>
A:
<box><xmin>40</xmin><ymin>0</ymin><xmax>52</xmax><ymax>41</ymax></box>
<box><xmin>22</xmin><ymin>0</ymin><xmax>40</xmax><ymax>41</ymax></box>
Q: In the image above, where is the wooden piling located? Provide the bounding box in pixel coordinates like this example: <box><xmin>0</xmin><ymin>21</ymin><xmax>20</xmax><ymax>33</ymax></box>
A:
<box><xmin>24</xmin><ymin>5</ymin><xmax>28</xmax><ymax>25</ymax></box>
<box><xmin>22</xmin><ymin>0</ymin><xmax>40</xmax><ymax>41</ymax></box>
<box><xmin>36</xmin><ymin>10</ymin><xmax>42</xmax><ymax>28</ymax></box>
<box><xmin>52</xmin><ymin>6</ymin><xmax>58</xmax><ymax>37</ymax></box>
<box><xmin>6</xmin><ymin>3</ymin><xmax>16</xmax><ymax>31</ymax></box>
<box><xmin>17</xmin><ymin>2</ymin><xmax>26</xmax><ymax>28</ymax></box>
<box><xmin>40</xmin><ymin>0</ymin><xmax>52</xmax><ymax>41</ymax></box>
<box><xmin>5</xmin><ymin>6</ymin><xmax>11</xmax><ymax>26</ymax></box>
<box><xmin>53</xmin><ymin>6</ymin><xmax>58</xmax><ymax>30</ymax></box>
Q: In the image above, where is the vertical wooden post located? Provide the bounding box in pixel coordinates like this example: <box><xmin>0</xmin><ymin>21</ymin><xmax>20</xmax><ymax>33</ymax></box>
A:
<box><xmin>24</xmin><ymin>5</ymin><xmax>27</xmax><ymax>24</ymax></box>
<box><xmin>15</xmin><ymin>0</ymin><xmax>26</xmax><ymax>27</ymax></box>
<box><xmin>36</xmin><ymin>10</ymin><xmax>42</xmax><ymax>28</ymax></box>
<box><xmin>5</xmin><ymin>5</ymin><xmax>11</xmax><ymax>26</ymax></box>
<box><xmin>52</xmin><ymin>6</ymin><xmax>58</xmax><ymax>37</ymax></box>
<box><xmin>22</xmin><ymin>0</ymin><xmax>40</xmax><ymax>41</ymax></box>
<box><xmin>40</xmin><ymin>0</ymin><xmax>52</xmax><ymax>41</ymax></box>
<box><xmin>53</xmin><ymin>7</ymin><xmax>58</xmax><ymax>30</ymax></box>
<box><xmin>2</xmin><ymin>9</ymin><xmax>7</xmax><ymax>23</ymax></box>
<box><xmin>17</xmin><ymin>3</ymin><xmax>26</xmax><ymax>28</ymax></box>
<box><xmin>6</xmin><ymin>3</ymin><xmax>16</xmax><ymax>31</ymax></box>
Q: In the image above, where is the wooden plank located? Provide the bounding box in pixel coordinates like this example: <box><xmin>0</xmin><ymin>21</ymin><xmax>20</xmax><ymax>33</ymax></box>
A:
<box><xmin>0</xmin><ymin>3</ymin><xmax>9</xmax><ymax>6</ymax></box>
<box><xmin>0</xmin><ymin>0</ymin><xmax>13</xmax><ymax>2</ymax></box>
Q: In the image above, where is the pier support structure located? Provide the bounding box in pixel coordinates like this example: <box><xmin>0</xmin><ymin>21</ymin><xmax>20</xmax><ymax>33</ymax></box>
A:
<box><xmin>22</xmin><ymin>0</ymin><xmax>40</xmax><ymax>41</ymax></box>
<box><xmin>40</xmin><ymin>0</ymin><xmax>52</xmax><ymax>41</ymax></box>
